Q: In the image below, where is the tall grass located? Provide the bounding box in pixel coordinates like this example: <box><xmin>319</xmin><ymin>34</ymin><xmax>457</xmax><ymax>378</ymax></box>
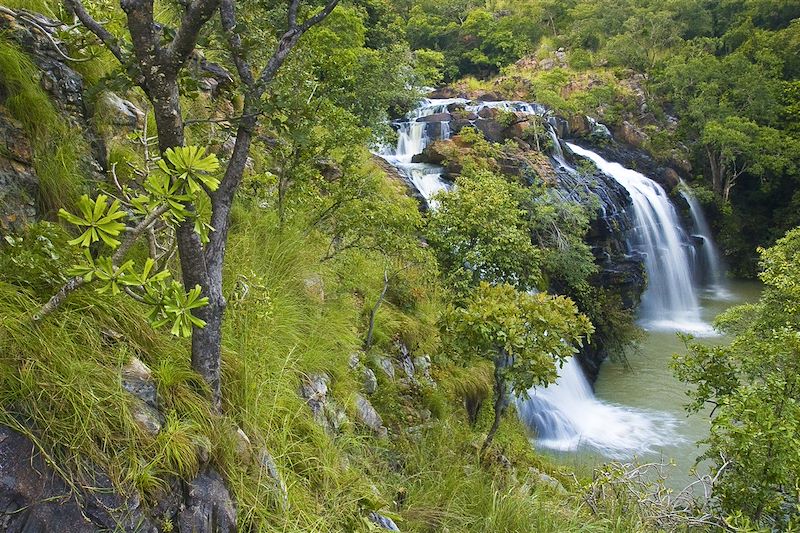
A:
<box><xmin>0</xmin><ymin>36</ymin><xmax>87</xmax><ymax>215</ymax></box>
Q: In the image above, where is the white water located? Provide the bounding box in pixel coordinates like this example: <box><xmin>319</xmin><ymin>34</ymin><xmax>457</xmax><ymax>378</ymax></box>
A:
<box><xmin>517</xmin><ymin>358</ymin><xmax>681</xmax><ymax>458</ymax></box>
<box><xmin>566</xmin><ymin>142</ymin><xmax>713</xmax><ymax>336</ymax></box>
<box><xmin>679</xmin><ymin>184</ymin><xmax>730</xmax><ymax>299</ymax></box>
<box><xmin>377</xmin><ymin>98</ymin><xmax>549</xmax><ymax>205</ymax></box>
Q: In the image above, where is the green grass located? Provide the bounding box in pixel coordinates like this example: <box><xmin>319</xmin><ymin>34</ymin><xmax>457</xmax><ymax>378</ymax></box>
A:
<box><xmin>0</xmin><ymin>35</ymin><xmax>87</xmax><ymax>215</ymax></box>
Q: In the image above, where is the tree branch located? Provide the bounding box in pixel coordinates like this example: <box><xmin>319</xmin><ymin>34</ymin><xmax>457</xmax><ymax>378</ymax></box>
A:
<box><xmin>218</xmin><ymin>0</ymin><xmax>254</xmax><ymax>87</ymax></box>
<box><xmin>253</xmin><ymin>0</ymin><xmax>339</xmax><ymax>97</ymax></box>
<box><xmin>63</xmin><ymin>0</ymin><xmax>125</xmax><ymax>63</ymax></box>
<box><xmin>35</xmin><ymin>205</ymin><xmax>170</xmax><ymax>320</ymax></box>
<box><xmin>166</xmin><ymin>0</ymin><xmax>221</xmax><ymax>72</ymax></box>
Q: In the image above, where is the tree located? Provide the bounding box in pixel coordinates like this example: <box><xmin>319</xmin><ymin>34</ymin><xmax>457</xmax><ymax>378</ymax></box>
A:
<box><xmin>702</xmin><ymin>116</ymin><xmax>796</xmax><ymax>202</ymax></box>
<box><xmin>447</xmin><ymin>282</ymin><xmax>592</xmax><ymax>455</ymax></box>
<box><xmin>673</xmin><ymin>227</ymin><xmax>800</xmax><ymax>529</ymax></box>
<box><xmin>42</xmin><ymin>0</ymin><xmax>340</xmax><ymax>408</ymax></box>
<box><xmin>426</xmin><ymin>170</ymin><xmax>542</xmax><ymax>295</ymax></box>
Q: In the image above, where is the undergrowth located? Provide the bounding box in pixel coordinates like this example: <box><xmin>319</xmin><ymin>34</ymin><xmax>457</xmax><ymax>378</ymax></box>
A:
<box><xmin>0</xmin><ymin>35</ymin><xmax>88</xmax><ymax>215</ymax></box>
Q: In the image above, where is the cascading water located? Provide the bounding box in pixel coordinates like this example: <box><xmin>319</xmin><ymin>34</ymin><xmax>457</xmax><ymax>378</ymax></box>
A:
<box><xmin>679</xmin><ymin>184</ymin><xmax>729</xmax><ymax>298</ymax></box>
<box><xmin>565</xmin><ymin>142</ymin><xmax>712</xmax><ymax>335</ymax></box>
<box><xmin>377</xmin><ymin>98</ymin><xmax>548</xmax><ymax>205</ymax></box>
<box><xmin>517</xmin><ymin>358</ymin><xmax>680</xmax><ymax>458</ymax></box>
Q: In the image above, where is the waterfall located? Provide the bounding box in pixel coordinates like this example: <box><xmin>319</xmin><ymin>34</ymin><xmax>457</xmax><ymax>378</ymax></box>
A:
<box><xmin>679</xmin><ymin>185</ymin><xmax>729</xmax><ymax>298</ymax></box>
<box><xmin>517</xmin><ymin>358</ymin><xmax>681</xmax><ymax>458</ymax></box>
<box><xmin>377</xmin><ymin>98</ymin><xmax>466</xmax><ymax>205</ymax></box>
<box><xmin>380</xmin><ymin>97</ymin><xmax>729</xmax><ymax>459</ymax></box>
<box><xmin>565</xmin><ymin>143</ymin><xmax>712</xmax><ymax>335</ymax></box>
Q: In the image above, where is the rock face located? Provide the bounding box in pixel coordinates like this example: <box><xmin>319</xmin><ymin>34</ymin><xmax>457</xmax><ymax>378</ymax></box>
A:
<box><xmin>0</xmin><ymin>426</ymin><xmax>156</xmax><ymax>532</ymax></box>
<box><xmin>177</xmin><ymin>468</ymin><xmax>237</xmax><ymax>533</ymax></box>
<box><xmin>0</xmin><ymin>107</ymin><xmax>37</xmax><ymax>229</ymax></box>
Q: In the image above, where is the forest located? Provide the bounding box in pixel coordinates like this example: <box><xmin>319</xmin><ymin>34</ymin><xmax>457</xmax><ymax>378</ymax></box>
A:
<box><xmin>0</xmin><ymin>0</ymin><xmax>797</xmax><ymax>531</ymax></box>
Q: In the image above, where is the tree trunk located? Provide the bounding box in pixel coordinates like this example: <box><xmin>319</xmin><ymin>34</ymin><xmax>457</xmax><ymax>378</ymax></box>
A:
<box><xmin>706</xmin><ymin>146</ymin><xmax>724</xmax><ymax>199</ymax></box>
<box><xmin>364</xmin><ymin>269</ymin><xmax>389</xmax><ymax>351</ymax></box>
<box><xmin>481</xmin><ymin>350</ymin><xmax>511</xmax><ymax>457</ymax></box>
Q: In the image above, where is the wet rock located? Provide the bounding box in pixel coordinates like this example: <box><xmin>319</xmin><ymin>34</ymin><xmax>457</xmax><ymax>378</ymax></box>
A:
<box><xmin>474</xmin><ymin>118</ymin><xmax>505</xmax><ymax>143</ymax></box>
<box><xmin>177</xmin><ymin>468</ymin><xmax>236</xmax><ymax>533</ymax></box>
<box><xmin>354</xmin><ymin>393</ymin><xmax>387</xmax><ymax>437</ymax></box>
<box><xmin>567</xmin><ymin>115</ymin><xmax>591</xmax><ymax>137</ymax></box>
<box><xmin>396</xmin><ymin>343</ymin><xmax>415</xmax><ymax>380</ymax></box>
<box><xmin>96</xmin><ymin>92</ymin><xmax>144</xmax><ymax>129</ymax></box>
<box><xmin>416</xmin><ymin>112</ymin><xmax>451</xmax><ymax>123</ymax></box>
<box><xmin>368</xmin><ymin>512</ymin><xmax>401</xmax><ymax>531</ymax></box>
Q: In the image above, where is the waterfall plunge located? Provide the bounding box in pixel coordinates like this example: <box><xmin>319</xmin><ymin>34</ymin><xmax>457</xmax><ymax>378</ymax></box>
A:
<box><xmin>378</xmin><ymin>98</ymin><xmax>727</xmax><ymax>458</ymax></box>
<box><xmin>679</xmin><ymin>185</ymin><xmax>730</xmax><ymax>299</ymax></box>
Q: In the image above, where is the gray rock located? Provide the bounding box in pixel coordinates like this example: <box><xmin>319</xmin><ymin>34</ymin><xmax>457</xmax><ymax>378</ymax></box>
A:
<box><xmin>368</xmin><ymin>512</ymin><xmax>401</xmax><ymax>531</ymax></box>
<box><xmin>416</xmin><ymin>112</ymin><xmax>451</xmax><ymax>123</ymax></box>
<box><xmin>96</xmin><ymin>92</ymin><xmax>145</xmax><ymax>129</ymax></box>
<box><xmin>177</xmin><ymin>468</ymin><xmax>236</xmax><ymax>533</ymax></box>
<box><xmin>303</xmin><ymin>275</ymin><xmax>325</xmax><ymax>302</ymax></box>
<box><xmin>257</xmin><ymin>448</ymin><xmax>288</xmax><ymax>510</ymax></box>
<box><xmin>0</xmin><ymin>425</ymin><xmax>156</xmax><ymax>532</ymax></box>
<box><xmin>413</xmin><ymin>355</ymin><xmax>434</xmax><ymax>385</ymax></box>
<box><xmin>0</xmin><ymin>106</ymin><xmax>37</xmax><ymax>229</ymax></box>
<box><xmin>131</xmin><ymin>399</ymin><xmax>164</xmax><ymax>436</ymax></box>
<box><xmin>121</xmin><ymin>357</ymin><xmax>157</xmax><ymax>408</ymax></box>
<box><xmin>375</xmin><ymin>357</ymin><xmax>395</xmax><ymax>380</ymax></box>
<box><xmin>299</xmin><ymin>373</ymin><xmax>347</xmax><ymax>434</ymax></box>
<box><xmin>363</xmin><ymin>367</ymin><xmax>378</xmax><ymax>395</ymax></box>
<box><xmin>526</xmin><ymin>467</ymin><xmax>568</xmax><ymax>495</ymax></box>
<box><xmin>348</xmin><ymin>352</ymin><xmax>361</xmax><ymax>370</ymax></box>
<box><xmin>354</xmin><ymin>393</ymin><xmax>387</xmax><ymax>437</ymax></box>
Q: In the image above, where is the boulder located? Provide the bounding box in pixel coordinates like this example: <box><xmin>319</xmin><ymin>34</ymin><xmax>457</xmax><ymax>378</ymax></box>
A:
<box><xmin>416</xmin><ymin>112</ymin><xmax>451</xmax><ymax>123</ymax></box>
<box><xmin>177</xmin><ymin>468</ymin><xmax>237</xmax><ymax>533</ymax></box>
<box><xmin>363</xmin><ymin>367</ymin><xmax>378</xmax><ymax>395</ymax></box>
<box><xmin>96</xmin><ymin>92</ymin><xmax>145</xmax><ymax>129</ymax></box>
<box><xmin>567</xmin><ymin>115</ymin><xmax>591</xmax><ymax>137</ymax></box>
<box><xmin>0</xmin><ymin>426</ymin><xmax>156</xmax><ymax>532</ymax></box>
<box><xmin>299</xmin><ymin>373</ymin><xmax>347</xmax><ymax>433</ymax></box>
<box><xmin>615</xmin><ymin>120</ymin><xmax>647</xmax><ymax>149</ymax></box>
<box><xmin>131</xmin><ymin>400</ymin><xmax>164</xmax><ymax>436</ymax></box>
<box><xmin>121</xmin><ymin>357</ymin><xmax>157</xmax><ymax>408</ymax></box>
<box><xmin>368</xmin><ymin>512</ymin><xmax>401</xmax><ymax>531</ymax></box>
<box><xmin>354</xmin><ymin>393</ymin><xmax>388</xmax><ymax>437</ymax></box>
<box><xmin>303</xmin><ymin>275</ymin><xmax>325</xmax><ymax>303</ymax></box>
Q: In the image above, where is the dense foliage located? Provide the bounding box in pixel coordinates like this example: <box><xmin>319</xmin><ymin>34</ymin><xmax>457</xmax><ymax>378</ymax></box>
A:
<box><xmin>674</xmin><ymin>227</ymin><xmax>800</xmax><ymax>530</ymax></box>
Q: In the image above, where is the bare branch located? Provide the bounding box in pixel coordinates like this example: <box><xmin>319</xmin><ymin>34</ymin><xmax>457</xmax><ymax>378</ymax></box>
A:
<box><xmin>63</xmin><ymin>0</ymin><xmax>125</xmax><ymax>63</ymax></box>
<box><xmin>219</xmin><ymin>0</ymin><xmax>254</xmax><ymax>87</ymax></box>
<box><xmin>287</xmin><ymin>0</ymin><xmax>300</xmax><ymax>28</ymax></box>
<box><xmin>253</xmin><ymin>0</ymin><xmax>340</xmax><ymax>97</ymax></box>
<box><xmin>166</xmin><ymin>0</ymin><xmax>221</xmax><ymax>71</ymax></box>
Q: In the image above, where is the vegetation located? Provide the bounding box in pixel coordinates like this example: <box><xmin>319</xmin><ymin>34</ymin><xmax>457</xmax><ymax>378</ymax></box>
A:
<box><xmin>0</xmin><ymin>0</ymin><xmax>798</xmax><ymax>530</ymax></box>
<box><xmin>674</xmin><ymin>227</ymin><xmax>800</xmax><ymax>530</ymax></box>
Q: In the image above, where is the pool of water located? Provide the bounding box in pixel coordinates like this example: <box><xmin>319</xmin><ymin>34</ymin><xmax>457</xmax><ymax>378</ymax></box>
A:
<box><xmin>541</xmin><ymin>280</ymin><xmax>761</xmax><ymax>488</ymax></box>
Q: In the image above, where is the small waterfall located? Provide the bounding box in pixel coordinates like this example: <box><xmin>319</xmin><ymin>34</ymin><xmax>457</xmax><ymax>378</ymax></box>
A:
<box><xmin>679</xmin><ymin>185</ymin><xmax>729</xmax><ymax>298</ymax></box>
<box><xmin>565</xmin><ymin>143</ymin><xmax>712</xmax><ymax>335</ymax></box>
<box><xmin>378</xmin><ymin>98</ymin><xmax>465</xmax><ymax>205</ymax></box>
<box><xmin>517</xmin><ymin>358</ymin><xmax>681</xmax><ymax>458</ymax></box>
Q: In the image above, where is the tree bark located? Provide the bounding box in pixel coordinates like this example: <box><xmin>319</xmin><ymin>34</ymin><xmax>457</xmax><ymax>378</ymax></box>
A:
<box><xmin>364</xmin><ymin>269</ymin><xmax>389</xmax><ymax>351</ymax></box>
<box><xmin>481</xmin><ymin>350</ymin><xmax>511</xmax><ymax>457</ymax></box>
